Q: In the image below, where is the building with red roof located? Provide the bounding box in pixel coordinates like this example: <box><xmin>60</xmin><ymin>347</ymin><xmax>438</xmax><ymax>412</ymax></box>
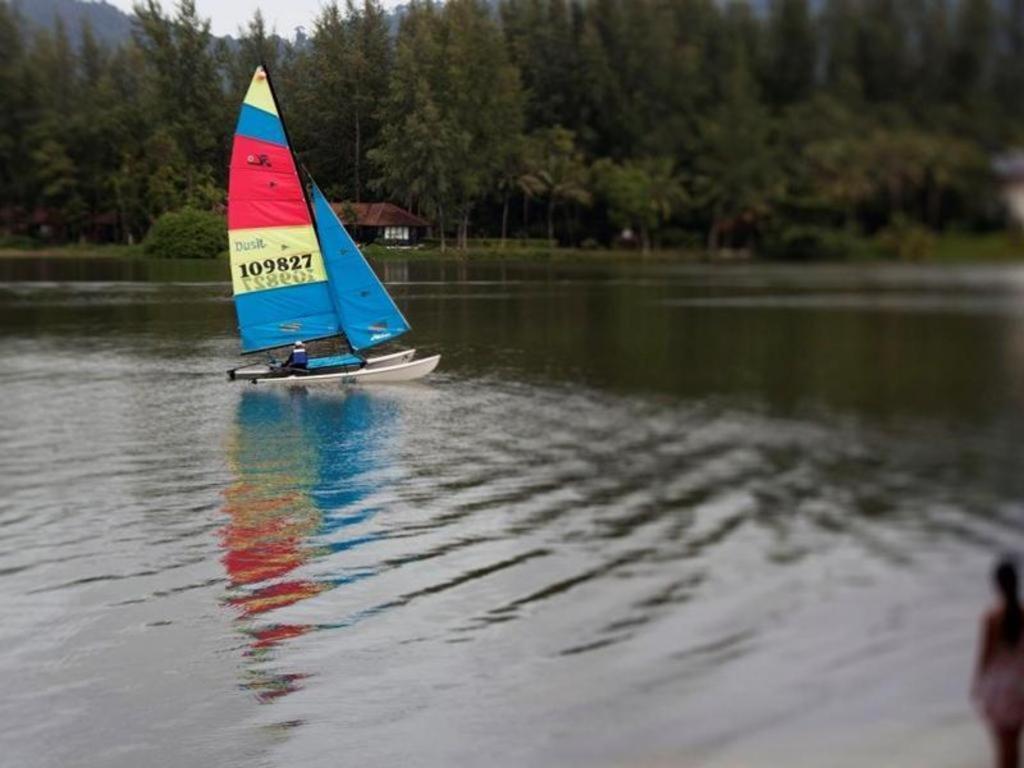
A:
<box><xmin>331</xmin><ymin>202</ymin><xmax>431</xmax><ymax>246</ymax></box>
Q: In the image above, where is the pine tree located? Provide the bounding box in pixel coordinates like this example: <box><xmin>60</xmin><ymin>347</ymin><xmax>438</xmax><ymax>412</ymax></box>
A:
<box><xmin>696</xmin><ymin>50</ymin><xmax>780</xmax><ymax>252</ymax></box>
<box><xmin>133</xmin><ymin>0</ymin><xmax>227</xmax><ymax>197</ymax></box>
<box><xmin>762</xmin><ymin>0</ymin><xmax>816</xmax><ymax>107</ymax></box>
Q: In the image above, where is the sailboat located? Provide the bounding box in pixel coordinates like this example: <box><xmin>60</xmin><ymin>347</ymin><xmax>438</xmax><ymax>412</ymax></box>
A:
<box><xmin>226</xmin><ymin>66</ymin><xmax>439</xmax><ymax>385</ymax></box>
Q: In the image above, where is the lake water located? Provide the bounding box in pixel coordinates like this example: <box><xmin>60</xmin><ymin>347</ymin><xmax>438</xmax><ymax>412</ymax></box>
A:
<box><xmin>1</xmin><ymin>257</ymin><xmax>1022</xmax><ymax>767</ymax></box>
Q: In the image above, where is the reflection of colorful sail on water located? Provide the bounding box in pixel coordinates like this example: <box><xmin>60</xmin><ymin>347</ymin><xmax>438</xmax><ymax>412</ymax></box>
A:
<box><xmin>228</xmin><ymin>67</ymin><xmax>338</xmax><ymax>353</ymax></box>
<box><xmin>221</xmin><ymin>391</ymin><xmax>392</xmax><ymax>702</ymax></box>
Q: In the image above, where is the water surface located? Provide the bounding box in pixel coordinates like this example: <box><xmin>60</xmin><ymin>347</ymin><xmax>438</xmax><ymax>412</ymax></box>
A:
<box><xmin>1</xmin><ymin>258</ymin><xmax>1021</xmax><ymax>766</ymax></box>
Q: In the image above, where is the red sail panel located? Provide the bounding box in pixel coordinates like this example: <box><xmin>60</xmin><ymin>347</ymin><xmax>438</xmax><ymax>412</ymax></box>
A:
<box><xmin>229</xmin><ymin>200</ymin><xmax>311</xmax><ymax>230</ymax></box>
<box><xmin>230</xmin><ymin>168</ymin><xmax>307</xmax><ymax>204</ymax></box>
<box><xmin>228</xmin><ymin>136</ymin><xmax>311</xmax><ymax>230</ymax></box>
<box><xmin>230</xmin><ymin>136</ymin><xmax>300</xmax><ymax>178</ymax></box>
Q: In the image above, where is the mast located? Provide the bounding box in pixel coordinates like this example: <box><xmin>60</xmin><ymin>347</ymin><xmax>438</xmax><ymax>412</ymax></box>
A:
<box><xmin>261</xmin><ymin>64</ymin><xmax>323</xmax><ymax>265</ymax></box>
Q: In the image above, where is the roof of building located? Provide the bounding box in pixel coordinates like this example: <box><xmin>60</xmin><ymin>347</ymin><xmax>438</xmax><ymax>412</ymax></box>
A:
<box><xmin>331</xmin><ymin>202</ymin><xmax>430</xmax><ymax>228</ymax></box>
<box><xmin>994</xmin><ymin>152</ymin><xmax>1024</xmax><ymax>181</ymax></box>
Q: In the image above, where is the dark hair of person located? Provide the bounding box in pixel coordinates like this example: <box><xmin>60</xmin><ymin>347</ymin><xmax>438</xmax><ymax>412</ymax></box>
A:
<box><xmin>995</xmin><ymin>558</ymin><xmax>1022</xmax><ymax>647</ymax></box>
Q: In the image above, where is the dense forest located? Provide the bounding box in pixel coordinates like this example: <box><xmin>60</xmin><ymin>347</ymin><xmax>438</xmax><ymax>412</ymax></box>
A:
<box><xmin>0</xmin><ymin>0</ymin><xmax>1021</xmax><ymax>256</ymax></box>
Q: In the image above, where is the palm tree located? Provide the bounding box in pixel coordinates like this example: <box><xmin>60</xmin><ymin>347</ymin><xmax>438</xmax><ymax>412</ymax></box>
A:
<box><xmin>519</xmin><ymin>126</ymin><xmax>591</xmax><ymax>245</ymax></box>
<box><xmin>640</xmin><ymin>157</ymin><xmax>687</xmax><ymax>251</ymax></box>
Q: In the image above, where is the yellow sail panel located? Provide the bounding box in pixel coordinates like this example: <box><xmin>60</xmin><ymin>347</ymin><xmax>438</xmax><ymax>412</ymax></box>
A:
<box><xmin>242</xmin><ymin>67</ymin><xmax>279</xmax><ymax>116</ymax></box>
<box><xmin>229</xmin><ymin>225</ymin><xmax>328</xmax><ymax>295</ymax></box>
<box><xmin>230</xmin><ymin>224</ymin><xmax>319</xmax><ymax>257</ymax></box>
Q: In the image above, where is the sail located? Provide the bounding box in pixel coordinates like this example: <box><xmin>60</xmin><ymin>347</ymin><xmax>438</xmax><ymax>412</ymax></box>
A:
<box><xmin>228</xmin><ymin>67</ymin><xmax>339</xmax><ymax>353</ymax></box>
<box><xmin>310</xmin><ymin>184</ymin><xmax>411</xmax><ymax>351</ymax></box>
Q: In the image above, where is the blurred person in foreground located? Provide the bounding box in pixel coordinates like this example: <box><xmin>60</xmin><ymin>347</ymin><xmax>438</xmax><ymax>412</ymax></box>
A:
<box><xmin>975</xmin><ymin>557</ymin><xmax>1024</xmax><ymax>768</ymax></box>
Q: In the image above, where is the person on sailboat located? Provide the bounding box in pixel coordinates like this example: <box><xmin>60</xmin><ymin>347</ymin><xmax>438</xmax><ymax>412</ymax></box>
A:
<box><xmin>281</xmin><ymin>341</ymin><xmax>309</xmax><ymax>371</ymax></box>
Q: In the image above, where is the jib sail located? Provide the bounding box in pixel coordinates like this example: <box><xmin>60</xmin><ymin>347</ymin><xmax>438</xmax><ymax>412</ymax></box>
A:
<box><xmin>310</xmin><ymin>184</ymin><xmax>411</xmax><ymax>352</ymax></box>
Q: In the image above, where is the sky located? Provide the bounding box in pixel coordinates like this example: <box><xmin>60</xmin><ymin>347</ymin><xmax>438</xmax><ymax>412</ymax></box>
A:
<box><xmin>102</xmin><ymin>0</ymin><xmax>403</xmax><ymax>38</ymax></box>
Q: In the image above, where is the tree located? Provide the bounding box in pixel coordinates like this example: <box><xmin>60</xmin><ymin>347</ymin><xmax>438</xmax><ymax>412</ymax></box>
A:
<box><xmin>442</xmin><ymin>0</ymin><xmax>524</xmax><ymax>248</ymax></box>
<box><xmin>224</xmin><ymin>10</ymin><xmax>283</xmax><ymax>98</ymax></box>
<box><xmin>949</xmin><ymin>0</ymin><xmax>994</xmax><ymax>93</ymax></box>
<box><xmin>854</xmin><ymin>0</ymin><xmax>910</xmax><ymax>103</ymax></box>
<box><xmin>33</xmin><ymin>138</ymin><xmax>85</xmax><ymax>238</ymax></box>
<box><xmin>286</xmin><ymin>1</ymin><xmax>391</xmax><ymax>202</ymax></box>
<box><xmin>996</xmin><ymin>0</ymin><xmax>1024</xmax><ymax>121</ymax></box>
<box><xmin>761</xmin><ymin>0</ymin><xmax>816</xmax><ymax>107</ymax></box>
<box><xmin>0</xmin><ymin>0</ymin><xmax>1013</xmax><ymax>255</ymax></box>
<box><xmin>373</xmin><ymin>0</ymin><xmax>522</xmax><ymax>250</ymax></box>
<box><xmin>519</xmin><ymin>126</ymin><xmax>591</xmax><ymax>245</ymax></box>
<box><xmin>132</xmin><ymin>0</ymin><xmax>227</xmax><ymax>197</ymax></box>
<box><xmin>594</xmin><ymin>157</ymin><xmax>686</xmax><ymax>252</ymax></box>
<box><xmin>494</xmin><ymin>135</ymin><xmax>526</xmax><ymax>247</ymax></box>
<box><xmin>344</xmin><ymin>1</ymin><xmax>391</xmax><ymax>203</ymax></box>
<box><xmin>0</xmin><ymin>1</ymin><xmax>34</xmax><ymax>223</ymax></box>
<box><xmin>696</xmin><ymin>51</ymin><xmax>781</xmax><ymax>252</ymax></box>
<box><xmin>372</xmin><ymin>77</ymin><xmax>463</xmax><ymax>250</ymax></box>
<box><xmin>805</xmin><ymin>136</ymin><xmax>874</xmax><ymax>228</ymax></box>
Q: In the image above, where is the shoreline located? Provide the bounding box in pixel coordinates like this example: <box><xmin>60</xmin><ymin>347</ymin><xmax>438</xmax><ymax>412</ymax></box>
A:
<box><xmin>0</xmin><ymin>230</ymin><xmax>1021</xmax><ymax>264</ymax></box>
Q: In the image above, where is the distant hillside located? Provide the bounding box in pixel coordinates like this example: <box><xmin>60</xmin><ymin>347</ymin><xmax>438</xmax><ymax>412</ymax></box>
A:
<box><xmin>12</xmin><ymin>0</ymin><xmax>134</xmax><ymax>47</ymax></box>
<box><xmin>10</xmin><ymin>0</ymin><xmax>403</xmax><ymax>48</ymax></box>
<box><xmin>12</xmin><ymin>0</ymin><xmax>1019</xmax><ymax>52</ymax></box>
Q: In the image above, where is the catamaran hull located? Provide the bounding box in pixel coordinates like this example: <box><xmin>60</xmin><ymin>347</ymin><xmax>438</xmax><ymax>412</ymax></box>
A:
<box><xmin>228</xmin><ymin>350</ymin><xmax>439</xmax><ymax>385</ymax></box>
<box><xmin>248</xmin><ymin>354</ymin><xmax>440</xmax><ymax>386</ymax></box>
<box><xmin>229</xmin><ymin>349</ymin><xmax>416</xmax><ymax>382</ymax></box>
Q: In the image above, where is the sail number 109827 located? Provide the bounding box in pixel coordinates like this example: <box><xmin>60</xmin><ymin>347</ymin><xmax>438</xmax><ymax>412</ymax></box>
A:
<box><xmin>238</xmin><ymin>253</ymin><xmax>313</xmax><ymax>278</ymax></box>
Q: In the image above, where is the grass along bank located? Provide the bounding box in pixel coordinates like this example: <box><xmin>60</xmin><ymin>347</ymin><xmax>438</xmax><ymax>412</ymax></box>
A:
<box><xmin>365</xmin><ymin>230</ymin><xmax>1024</xmax><ymax>263</ymax></box>
<box><xmin>0</xmin><ymin>242</ymin><xmax>146</xmax><ymax>259</ymax></box>
<box><xmin>1</xmin><ymin>231</ymin><xmax>1021</xmax><ymax>264</ymax></box>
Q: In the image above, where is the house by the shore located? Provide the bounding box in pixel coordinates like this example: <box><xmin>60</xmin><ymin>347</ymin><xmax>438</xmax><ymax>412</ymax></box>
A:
<box><xmin>994</xmin><ymin>152</ymin><xmax>1024</xmax><ymax>229</ymax></box>
<box><xmin>331</xmin><ymin>202</ymin><xmax>430</xmax><ymax>246</ymax></box>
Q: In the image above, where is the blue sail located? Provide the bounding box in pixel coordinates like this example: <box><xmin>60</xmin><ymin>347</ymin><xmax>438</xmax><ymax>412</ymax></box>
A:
<box><xmin>311</xmin><ymin>185</ymin><xmax>411</xmax><ymax>352</ymax></box>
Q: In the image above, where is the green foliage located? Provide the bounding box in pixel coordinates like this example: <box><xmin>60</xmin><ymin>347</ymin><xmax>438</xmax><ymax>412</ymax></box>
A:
<box><xmin>593</xmin><ymin>157</ymin><xmax>686</xmax><ymax>251</ymax></box>
<box><xmin>761</xmin><ymin>224</ymin><xmax>877</xmax><ymax>261</ymax></box>
<box><xmin>697</xmin><ymin>50</ymin><xmax>782</xmax><ymax>251</ymax></box>
<box><xmin>283</xmin><ymin>1</ymin><xmax>392</xmax><ymax>203</ymax></box>
<box><xmin>144</xmin><ymin>208</ymin><xmax>226</xmax><ymax>259</ymax></box>
<box><xmin>876</xmin><ymin>216</ymin><xmax>937</xmax><ymax>261</ymax></box>
<box><xmin>519</xmin><ymin>126</ymin><xmax>591</xmax><ymax>244</ymax></box>
<box><xmin>762</xmin><ymin>0</ymin><xmax>816</xmax><ymax>106</ymax></box>
<box><xmin>0</xmin><ymin>0</ymin><xmax>1020</xmax><ymax>260</ymax></box>
<box><xmin>371</xmin><ymin>0</ymin><xmax>523</xmax><ymax>250</ymax></box>
<box><xmin>931</xmin><ymin>231</ymin><xmax>1024</xmax><ymax>262</ymax></box>
<box><xmin>0</xmin><ymin>234</ymin><xmax>41</xmax><ymax>250</ymax></box>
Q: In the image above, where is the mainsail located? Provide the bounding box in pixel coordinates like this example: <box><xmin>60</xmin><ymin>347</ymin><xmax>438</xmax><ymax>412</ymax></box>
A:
<box><xmin>228</xmin><ymin>67</ymin><xmax>338</xmax><ymax>353</ymax></box>
<box><xmin>310</xmin><ymin>184</ymin><xmax>411</xmax><ymax>351</ymax></box>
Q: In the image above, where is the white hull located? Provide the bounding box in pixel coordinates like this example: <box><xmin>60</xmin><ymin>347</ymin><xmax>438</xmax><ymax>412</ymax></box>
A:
<box><xmin>253</xmin><ymin>354</ymin><xmax>440</xmax><ymax>386</ymax></box>
<box><xmin>230</xmin><ymin>349</ymin><xmax>418</xmax><ymax>381</ymax></box>
<box><xmin>365</xmin><ymin>349</ymin><xmax>416</xmax><ymax>368</ymax></box>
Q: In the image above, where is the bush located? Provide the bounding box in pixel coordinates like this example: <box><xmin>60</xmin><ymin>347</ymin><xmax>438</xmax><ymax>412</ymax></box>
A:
<box><xmin>761</xmin><ymin>224</ymin><xmax>872</xmax><ymax>261</ymax></box>
<box><xmin>0</xmin><ymin>235</ymin><xmax>40</xmax><ymax>250</ymax></box>
<box><xmin>144</xmin><ymin>208</ymin><xmax>226</xmax><ymax>259</ymax></box>
<box><xmin>360</xmin><ymin>243</ymin><xmax>390</xmax><ymax>260</ymax></box>
<box><xmin>657</xmin><ymin>227</ymin><xmax>702</xmax><ymax>249</ymax></box>
<box><xmin>876</xmin><ymin>216</ymin><xmax>936</xmax><ymax>261</ymax></box>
